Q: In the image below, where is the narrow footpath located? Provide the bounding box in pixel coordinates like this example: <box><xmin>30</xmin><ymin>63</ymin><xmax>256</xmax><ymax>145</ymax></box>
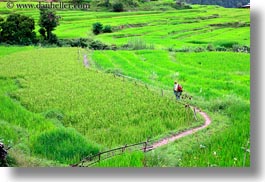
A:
<box><xmin>151</xmin><ymin>108</ymin><xmax>211</xmax><ymax>149</ymax></box>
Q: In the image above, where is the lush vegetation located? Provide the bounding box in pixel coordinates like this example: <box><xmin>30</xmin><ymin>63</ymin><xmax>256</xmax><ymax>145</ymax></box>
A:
<box><xmin>0</xmin><ymin>47</ymin><xmax>198</xmax><ymax>166</ymax></box>
<box><xmin>0</xmin><ymin>2</ymin><xmax>250</xmax><ymax>50</ymax></box>
<box><xmin>0</xmin><ymin>1</ymin><xmax>249</xmax><ymax>167</ymax></box>
<box><xmin>0</xmin><ymin>14</ymin><xmax>36</xmax><ymax>45</ymax></box>
<box><xmin>93</xmin><ymin>151</ymin><xmax>145</xmax><ymax>167</ymax></box>
<box><xmin>92</xmin><ymin>50</ymin><xmax>250</xmax><ymax>167</ymax></box>
<box><xmin>187</xmin><ymin>0</ymin><xmax>249</xmax><ymax>8</ymax></box>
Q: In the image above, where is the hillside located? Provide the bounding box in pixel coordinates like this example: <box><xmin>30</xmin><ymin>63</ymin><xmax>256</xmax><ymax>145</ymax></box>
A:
<box><xmin>188</xmin><ymin>0</ymin><xmax>249</xmax><ymax>8</ymax></box>
<box><xmin>0</xmin><ymin>47</ymin><xmax>199</xmax><ymax>166</ymax></box>
<box><xmin>0</xmin><ymin>2</ymin><xmax>250</xmax><ymax>167</ymax></box>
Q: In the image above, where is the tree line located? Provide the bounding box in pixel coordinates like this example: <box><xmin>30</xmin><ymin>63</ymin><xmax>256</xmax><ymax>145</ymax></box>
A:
<box><xmin>0</xmin><ymin>9</ymin><xmax>59</xmax><ymax>45</ymax></box>
<box><xmin>183</xmin><ymin>0</ymin><xmax>249</xmax><ymax>8</ymax></box>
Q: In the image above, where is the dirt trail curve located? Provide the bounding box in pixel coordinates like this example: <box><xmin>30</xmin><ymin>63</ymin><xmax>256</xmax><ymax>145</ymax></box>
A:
<box><xmin>70</xmin><ymin>107</ymin><xmax>211</xmax><ymax>167</ymax></box>
<box><xmin>151</xmin><ymin>108</ymin><xmax>211</xmax><ymax>149</ymax></box>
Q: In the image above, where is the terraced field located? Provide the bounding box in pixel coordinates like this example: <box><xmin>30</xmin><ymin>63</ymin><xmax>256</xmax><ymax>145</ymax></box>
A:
<box><xmin>91</xmin><ymin>50</ymin><xmax>250</xmax><ymax>167</ymax></box>
<box><xmin>0</xmin><ymin>47</ymin><xmax>200</xmax><ymax>166</ymax></box>
<box><xmin>0</xmin><ymin>1</ymin><xmax>250</xmax><ymax>167</ymax></box>
<box><xmin>0</xmin><ymin>3</ymin><xmax>250</xmax><ymax>49</ymax></box>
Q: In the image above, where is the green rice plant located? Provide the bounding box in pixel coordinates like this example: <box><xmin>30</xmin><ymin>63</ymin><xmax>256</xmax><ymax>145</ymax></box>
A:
<box><xmin>0</xmin><ymin>2</ymin><xmax>250</xmax><ymax>167</ymax></box>
<box><xmin>93</xmin><ymin>151</ymin><xmax>144</xmax><ymax>167</ymax></box>
<box><xmin>0</xmin><ymin>3</ymin><xmax>249</xmax><ymax>49</ymax></box>
<box><xmin>91</xmin><ymin>49</ymin><xmax>250</xmax><ymax>167</ymax></box>
<box><xmin>31</xmin><ymin>127</ymin><xmax>99</xmax><ymax>164</ymax></box>
<box><xmin>127</xmin><ymin>37</ymin><xmax>154</xmax><ymax>50</ymax></box>
<box><xmin>0</xmin><ymin>47</ymin><xmax>196</xmax><ymax>159</ymax></box>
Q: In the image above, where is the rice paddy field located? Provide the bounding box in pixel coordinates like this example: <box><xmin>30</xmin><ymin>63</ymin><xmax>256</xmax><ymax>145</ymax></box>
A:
<box><xmin>0</xmin><ymin>1</ymin><xmax>250</xmax><ymax>167</ymax></box>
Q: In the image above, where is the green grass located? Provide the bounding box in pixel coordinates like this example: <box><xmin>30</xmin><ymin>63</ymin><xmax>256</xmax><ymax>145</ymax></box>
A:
<box><xmin>0</xmin><ymin>2</ymin><xmax>249</xmax><ymax>49</ymax></box>
<box><xmin>91</xmin><ymin>50</ymin><xmax>250</xmax><ymax>167</ymax></box>
<box><xmin>0</xmin><ymin>46</ymin><xmax>35</xmax><ymax>57</ymax></box>
<box><xmin>0</xmin><ymin>78</ymin><xmax>98</xmax><ymax>165</ymax></box>
<box><xmin>0</xmin><ymin>47</ymin><xmax>197</xmax><ymax>166</ymax></box>
<box><xmin>93</xmin><ymin>151</ymin><xmax>144</xmax><ymax>167</ymax></box>
<box><xmin>0</xmin><ymin>2</ymin><xmax>250</xmax><ymax>167</ymax></box>
<box><xmin>92</xmin><ymin>50</ymin><xmax>249</xmax><ymax>100</ymax></box>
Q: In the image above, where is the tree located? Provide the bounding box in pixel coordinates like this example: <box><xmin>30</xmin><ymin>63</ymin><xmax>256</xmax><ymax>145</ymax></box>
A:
<box><xmin>112</xmin><ymin>2</ymin><xmax>124</xmax><ymax>12</ymax></box>
<box><xmin>0</xmin><ymin>14</ymin><xmax>36</xmax><ymax>45</ymax></box>
<box><xmin>102</xmin><ymin>25</ymin><xmax>112</xmax><ymax>33</ymax></box>
<box><xmin>92</xmin><ymin>22</ymin><xmax>103</xmax><ymax>35</ymax></box>
<box><xmin>187</xmin><ymin>0</ymin><xmax>249</xmax><ymax>8</ymax></box>
<box><xmin>38</xmin><ymin>8</ymin><xmax>59</xmax><ymax>44</ymax></box>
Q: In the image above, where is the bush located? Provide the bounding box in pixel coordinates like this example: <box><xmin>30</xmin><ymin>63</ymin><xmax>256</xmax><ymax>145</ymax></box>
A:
<box><xmin>216</xmin><ymin>46</ymin><xmax>227</xmax><ymax>52</ymax></box>
<box><xmin>219</xmin><ymin>41</ymin><xmax>238</xmax><ymax>48</ymax></box>
<box><xmin>57</xmin><ymin>38</ymin><xmax>112</xmax><ymax>49</ymax></box>
<box><xmin>102</xmin><ymin>25</ymin><xmax>112</xmax><ymax>33</ymax></box>
<box><xmin>92</xmin><ymin>22</ymin><xmax>103</xmax><ymax>35</ymax></box>
<box><xmin>68</xmin><ymin>38</ymin><xmax>88</xmax><ymax>48</ymax></box>
<box><xmin>194</xmin><ymin>47</ymin><xmax>205</xmax><ymax>52</ymax></box>
<box><xmin>59</xmin><ymin>38</ymin><xmax>88</xmax><ymax>48</ymax></box>
<box><xmin>168</xmin><ymin>47</ymin><xmax>175</xmax><ymax>52</ymax></box>
<box><xmin>232</xmin><ymin>44</ymin><xmax>250</xmax><ymax>53</ymax></box>
<box><xmin>207</xmin><ymin>44</ymin><xmax>215</xmax><ymax>51</ymax></box>
<box><xmin>89</xmin><ymin>39</ymin><xmax>110</xmax><ymax>50</ymax></box>
<box><xmin>113</xmin><ymin>2</ymin><xmax>124</xmax><ymax>12</ymax></box>
<box><xmin>172</xmin><ymin>2</ymin><xmax>192</xmax><ymax>10</ymax></box>
<box><xmin>96</xmin><ymin>0</ymin><xmax>111</xmax><ymax>7</ymax></box>
<box><xmin>175</xmin><ymin>46</ymin><xmax>193</xmax><ymax>52</ymax></box>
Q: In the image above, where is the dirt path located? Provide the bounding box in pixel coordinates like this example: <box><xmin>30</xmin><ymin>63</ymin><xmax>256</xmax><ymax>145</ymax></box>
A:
<box><xmin>151</xmin><ymin>108</ymin><xmax>211</xmax><ymax>149</ymax></box>
<box><xmin>72</xmin><ymin>107</ymin><xmax>211</xmax><ymax>167</ymax></box>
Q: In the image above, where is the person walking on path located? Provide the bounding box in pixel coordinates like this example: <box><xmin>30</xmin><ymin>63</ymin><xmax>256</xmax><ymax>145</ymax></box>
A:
<box><xmin>173</xmin><ymin>81</ymin><xmax>182</xmax><ymax>100</ymax></box>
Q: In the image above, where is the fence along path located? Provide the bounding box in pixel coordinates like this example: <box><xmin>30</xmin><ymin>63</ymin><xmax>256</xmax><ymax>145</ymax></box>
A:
<box><xmin>71</xmin><ymin>140</ymin><xmax>152</xmax><ymax>167</ymax></box>
<box><xmin>71</xmin><ymin>102</ymin><xmax>211</xmax><ymax>167</ymax></box>
<box><xmin>71</xmin><ymin>106</ymin><xmax>211</xmax><ymax>167</ymax></box>
<box><xmin>72</xmin><ymin>55</ymin><xmax>211</xmax><ymax>167</ymax></box>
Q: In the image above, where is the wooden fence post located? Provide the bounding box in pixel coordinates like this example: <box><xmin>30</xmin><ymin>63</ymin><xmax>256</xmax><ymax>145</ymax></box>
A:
<box><xmin>193</xmin><ymin>107</ymin><xmax>197</xmax><ymax>121</ymax></box>
<box><xmin>143</xmin><ymin>142</ymin><xmax>147</xmax><ymax>152</ymax></box>
<box><xmin>161</xmin><ymin>89</ymin><xmax>164</xmax><ymax>96</ymax></box>
<box><xmin>122</xmin><ymin>144</ymin><xmax>127</xmax><ymax>152</ymax></box>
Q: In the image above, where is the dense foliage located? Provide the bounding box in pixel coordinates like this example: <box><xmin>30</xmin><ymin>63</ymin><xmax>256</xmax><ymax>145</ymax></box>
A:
<box><xmin>0</xmin><ymin>14</ymin><xmax>36</xmax><ymax>45</ymax></box>
<box><xmin>187</xmin><ymin>0</ymin><xmax>249</xmax><ymax>8</ymax></box>
<box><xmin>38</xmin><ymin>8</ymin><xmax>60</xmax><ymax>44</ymax></box>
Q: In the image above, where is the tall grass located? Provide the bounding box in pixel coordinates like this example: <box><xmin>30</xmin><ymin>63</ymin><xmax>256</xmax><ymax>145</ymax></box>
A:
<box><xmin>0</xmin><ymin>79</ymin><xmax>99</xmax><ymax>165</ymax></box>
<box><xmin>31</xmin><ymin>127</ymin><xmax>99</xmax><ymax>164</ymax></box>
<box><xmin>93</xmin><ymin>151</ymin><xmax>144</xmax><ymax>167</ymax></box>
<box><xmin>92</xmin><ymin>50</ymin><xmax>250</xmax><ymax>167</ymax></box>
<box><xmin>0</xmin><ymin>48</ymin><xmax>195</xmax><ymax>161</ymax></box>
